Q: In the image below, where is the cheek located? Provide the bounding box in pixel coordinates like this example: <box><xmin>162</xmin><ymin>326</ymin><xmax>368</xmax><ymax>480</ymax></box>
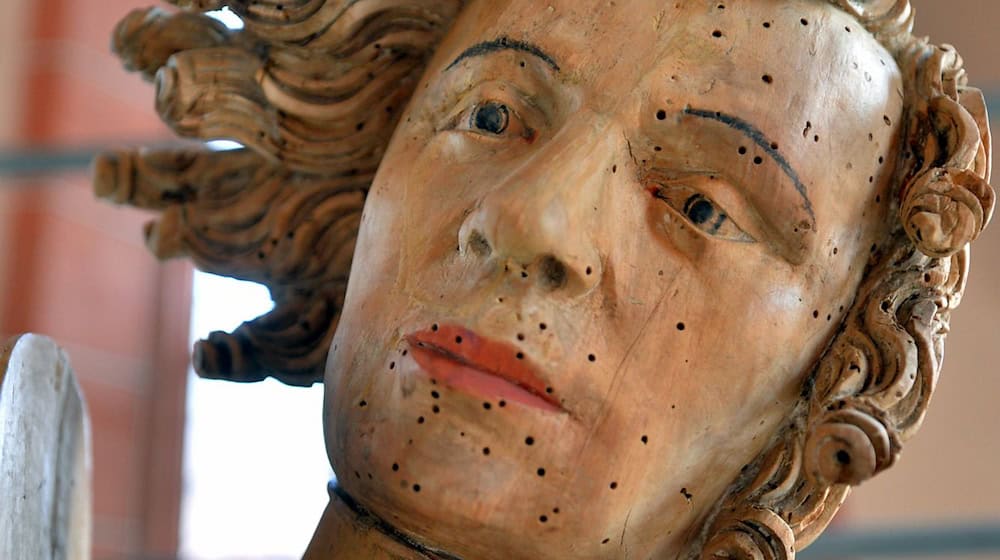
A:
<box><xmin>355</xmin><ymin>143</ymin><xmax>465</xmax><ymax>286</ymax></box>
<box><xmin>599</xmin><ymin>250</ymin><xmax>846</xmax><ymax>431</ymax></box>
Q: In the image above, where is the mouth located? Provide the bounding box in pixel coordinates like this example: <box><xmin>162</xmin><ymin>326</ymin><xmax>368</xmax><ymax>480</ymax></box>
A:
<box><xmin>404</xmin><ymin>324</ymin><xmax>564</xmax><ymax>413</ymax></box>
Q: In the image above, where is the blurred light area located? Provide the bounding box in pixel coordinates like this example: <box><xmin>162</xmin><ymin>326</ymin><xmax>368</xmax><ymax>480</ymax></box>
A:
<box><xmin>180</xmin><ymin>271</ymin><xmax>331</xmax><ymax>560</ymax></box>
<box><xmin>800</xmin><ymin>521</ymin><xmax>1000</xmax><ymax>559</ymax></box>
<box><xmin>205</xmin><ymin>139</ymin><xmax>244</xmax><ymax>151</ymax></box>
<box><xmin>205</xmin><ymin>7</ymin><xmax>244</xmax><ymax>30</ymax></box>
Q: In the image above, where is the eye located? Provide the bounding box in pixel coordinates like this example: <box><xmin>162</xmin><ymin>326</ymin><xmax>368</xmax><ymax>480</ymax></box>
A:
<box><xmin>451</xmin><ymin>98</ymin><xmax>534</xmax><ymax>141</ymax></box>
<box><xmin>649</xmin><ymin>183</ymin><xmax>754</xmax><ymax>243</ymax></box>
<box><xmin>471</xmin><ymin>101</ymin><xmax>510</xmax><ymax>134</ymax></box>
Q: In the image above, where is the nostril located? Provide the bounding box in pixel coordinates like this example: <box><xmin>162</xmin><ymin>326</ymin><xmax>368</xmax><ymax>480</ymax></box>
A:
<box><xmin>467</xmin><ymin>230</ymin><xmax>492</xmax><ymax>257</ymax></box>
<box><xmin>538</xmin><ymin>255</ymin><xmax>567</xmax><ymax>290</ymax></box>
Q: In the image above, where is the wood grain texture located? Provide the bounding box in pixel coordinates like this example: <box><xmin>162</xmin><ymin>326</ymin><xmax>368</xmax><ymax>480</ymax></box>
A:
<box><xmin>95</xmin><ymin>0</ymin><xmax>465</xmax><ymax>385</ymax></box>
<box><xmin>92</xmin><ymin>0</ymin><xmax>995</xmax><ymax>558</ymax></box>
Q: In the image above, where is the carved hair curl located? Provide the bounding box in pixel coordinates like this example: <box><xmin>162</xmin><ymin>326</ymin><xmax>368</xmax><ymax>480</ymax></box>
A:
<box><xmin>95</xmin><ymin>0</ymin><xmax>465</xmax><ymax>385</ymax></box>
<box><xmin>94</xmin><ymin>0</ymin><xmax>993</xmax><ymax>557</ymax></box>
<box><xmin>697</xmin><ymin>1</ymin><xmax>994</xmax><ymax>558</ymax></box>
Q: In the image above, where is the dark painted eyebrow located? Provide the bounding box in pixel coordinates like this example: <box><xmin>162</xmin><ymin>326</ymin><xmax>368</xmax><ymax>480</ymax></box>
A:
<box><xmin>445</xmin><ymin>36</ymin><xmax>561</xmax><ymax>73</ymax></box>
<box><xmin>683</xmin><ymin>107</ymin><xmax>816</xmax><ymax>228</ymax></box>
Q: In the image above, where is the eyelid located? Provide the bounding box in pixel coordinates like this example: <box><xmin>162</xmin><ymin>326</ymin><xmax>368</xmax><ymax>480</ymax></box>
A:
<box><xmin>439</xmin><ymin>81</ymin><xmax>546</xmax><ymax>136</ymax></box>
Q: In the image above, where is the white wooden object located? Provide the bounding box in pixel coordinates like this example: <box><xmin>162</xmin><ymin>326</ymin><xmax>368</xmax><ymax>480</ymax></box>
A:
<box><xmin>0</xmin><ymin>334</ymin><xmax>91</xmax><ymax>560</ymax></box>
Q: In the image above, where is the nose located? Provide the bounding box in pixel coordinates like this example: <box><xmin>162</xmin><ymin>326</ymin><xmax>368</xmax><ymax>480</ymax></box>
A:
<box><xmin>458</xmin><ymin>116</ymin><xmax>614</xmax><ymax>295</ymax></box>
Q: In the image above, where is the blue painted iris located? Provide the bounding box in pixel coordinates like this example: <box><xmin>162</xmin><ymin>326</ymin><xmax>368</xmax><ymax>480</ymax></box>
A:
<box><xmin>471</xmin><ymin>101</ymin><xmax>510</xmax><ymax>134</ymax></box>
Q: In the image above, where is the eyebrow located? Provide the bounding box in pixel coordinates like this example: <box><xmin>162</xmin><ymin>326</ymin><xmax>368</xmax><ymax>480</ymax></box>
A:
<box><xmin>445</xmin><ymin>36</ymin><xmax>561</xmax><ymax>73</ymax></box>
<box><xmin>683</xmin><ymin>107</ymin><xmax>816</xmax><ymax>228</ymax></box>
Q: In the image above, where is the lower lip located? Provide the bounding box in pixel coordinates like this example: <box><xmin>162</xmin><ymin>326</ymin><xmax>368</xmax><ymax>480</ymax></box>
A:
<box><xmin>408</xmin><ymin>345</ymin><xmax>562</xmax><ymax>413</ymax></box>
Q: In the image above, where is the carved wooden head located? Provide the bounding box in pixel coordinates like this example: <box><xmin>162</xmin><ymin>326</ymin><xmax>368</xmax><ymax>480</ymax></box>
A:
<box><xmin>94</xmin><ymin>0</ymin><xmax>994</xmax><ymax>558</ymax></box>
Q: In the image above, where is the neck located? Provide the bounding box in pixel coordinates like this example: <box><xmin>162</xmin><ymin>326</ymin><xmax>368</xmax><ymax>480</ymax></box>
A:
<box><xmin>304</xmin><ymin>483</ymin><xmax>459</xmax><ymax>560</ymax></box>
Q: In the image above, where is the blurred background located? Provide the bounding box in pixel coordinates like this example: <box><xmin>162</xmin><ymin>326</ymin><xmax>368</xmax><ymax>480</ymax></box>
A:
<box><xmin>0</xmin><ymin>0</ymin><xmax>996</xmax><ymax>558</ymax></box>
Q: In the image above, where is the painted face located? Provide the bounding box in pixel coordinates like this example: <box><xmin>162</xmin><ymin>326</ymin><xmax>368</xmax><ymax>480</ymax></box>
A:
<box><xmin>325</xmin><ymin>0</ymin><xmax>904</xmax><ymax>557</ymax></box>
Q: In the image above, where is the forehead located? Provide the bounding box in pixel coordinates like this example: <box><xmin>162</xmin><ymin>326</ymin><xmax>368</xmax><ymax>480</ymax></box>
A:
<box><xmin>446</xmin><ymin>0</ymin><xmax>901</xmax><ymax>135</ymax></box>
<box><xmin>457</xmin><ymin>0</ymin><xmax>887</xmax><ymax>77</ymax></box>
<box><xmin>427</xmin><ymin>0</ymin><xmax>904</xmax><ymax>250</ymax></box>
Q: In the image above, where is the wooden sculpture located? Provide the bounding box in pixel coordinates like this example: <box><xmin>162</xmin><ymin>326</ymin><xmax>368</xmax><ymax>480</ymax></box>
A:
<box><xmin>94</xmin><ymin>0</ymin><xmax>994</xmax><ymax>558</ymax></box>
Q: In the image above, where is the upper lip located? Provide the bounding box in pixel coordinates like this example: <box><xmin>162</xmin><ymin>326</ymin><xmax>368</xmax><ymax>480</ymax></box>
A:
<box><xmin>404</xmin><ymin>323</ymin><xmax>563</xmax><ymax>411</ymax></box>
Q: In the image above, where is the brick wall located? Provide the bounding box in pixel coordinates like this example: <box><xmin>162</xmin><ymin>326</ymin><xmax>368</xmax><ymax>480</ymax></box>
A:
<box><xmin>0</xmin><ymin>0</ymin><xmax>190</xmax><ymax>557</ymax></box>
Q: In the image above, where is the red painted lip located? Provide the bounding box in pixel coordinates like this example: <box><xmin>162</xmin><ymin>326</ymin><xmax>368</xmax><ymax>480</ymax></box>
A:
<box><xmin>404</xmin><ymin>324</ymin><xmax>564</xmax><ymax>413</ymax></box>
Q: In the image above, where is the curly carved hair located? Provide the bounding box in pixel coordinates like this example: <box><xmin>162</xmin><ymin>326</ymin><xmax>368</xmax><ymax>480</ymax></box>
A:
<box><xmin>697</xmin><ymin>1</ymin><xmax>995</xmax><ymax>558</ymax></box>
<box><xmin>93</xmin><ymin>0</ymin><xmax>993</xmax><ymax>558</ymax></box>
